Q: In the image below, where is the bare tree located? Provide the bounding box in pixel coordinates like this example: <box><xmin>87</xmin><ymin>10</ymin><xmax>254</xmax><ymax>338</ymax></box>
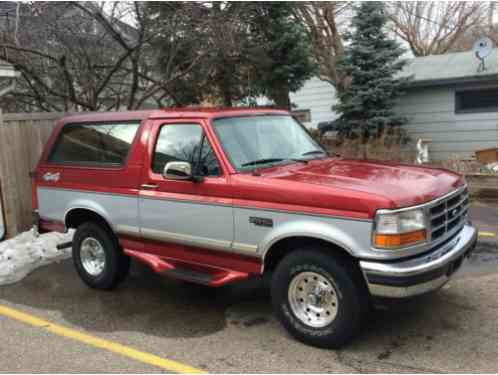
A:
<box><xmin>486</xmin><ymin>1</ymin><xmax>498</xmax><ymax>44</ymax></box>
<box><xmin>0</xmin><ymin>1</ymin><xmax>205</xmax><ymax>112</ymax></box>
<box><xmin>388</xmin><ymin>2</ymin><xmax>489</xmax><ymax>56</ymax></box>
<box><xmin>293</xmin><ymin>2</ymin><xmax>351</xmax><ymax>89</ymax></box>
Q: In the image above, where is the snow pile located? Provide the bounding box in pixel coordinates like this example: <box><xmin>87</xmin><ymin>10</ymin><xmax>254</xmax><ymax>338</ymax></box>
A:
<box><xmin>0</xmin><ymin>229</ymin><xmax>73</xmax><ymax>286</ymax></box>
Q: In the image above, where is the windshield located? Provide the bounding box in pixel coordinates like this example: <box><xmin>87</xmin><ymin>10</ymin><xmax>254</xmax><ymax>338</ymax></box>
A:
<box><xmin>213</xmin><ymin>115</ymin><xmax>327</xmax><ymax>171</ymax></box>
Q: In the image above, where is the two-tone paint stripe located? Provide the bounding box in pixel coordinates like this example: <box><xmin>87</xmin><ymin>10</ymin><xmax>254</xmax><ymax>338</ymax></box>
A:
<box><xmin>38</xmin><ymin>186</ymin><xmax>372</xmax><ymax>222</ymax></box>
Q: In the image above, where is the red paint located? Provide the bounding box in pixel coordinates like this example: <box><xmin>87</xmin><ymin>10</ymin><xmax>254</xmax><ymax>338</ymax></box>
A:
<box><xmin>125</xmin><ymin>246</ymin><xmax>251</xmax><ymax>287</ymax></box>
<box><xmin>231</xmin><ymin>158</ymin><xmax>463</xmax><ymax>218</ymax></box>
<box><xmin>34</xmin><ymin>108</ymin><xmax>464</xmax><ymax>286</ymax></box>
<box><xmin>124</xmin><ymin>249</ymin><xmax>175</xmax><ymax>273</ymax></box>
<box><xmin>38</xmin><ymin>218</ymin><xmax>65</xmax><ymax>233</ymax></box>
<box><xmin>134</xmin><ymin>238</ymin><xmax>262</xmax><ymax>275</ymax></box>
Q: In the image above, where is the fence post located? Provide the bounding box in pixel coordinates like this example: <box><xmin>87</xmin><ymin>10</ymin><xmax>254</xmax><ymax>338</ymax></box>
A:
<box><xmin>0</xmin><ymin>109</ymin><xmax>4</xmax><ymax>240</ymax></box>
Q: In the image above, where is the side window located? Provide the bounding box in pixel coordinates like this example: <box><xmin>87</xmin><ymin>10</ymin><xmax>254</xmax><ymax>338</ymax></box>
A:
<box><xmin>455</xmin><ymin>88</ymin><xmax>498</xmax><ymax>113</ymax></box>
<box><xmin>152</xmin><ymin>124</ymin><xmax>221</xmax><ymax>177</ymax></box>
<box><xmin>48</xmin><ymin>122</ymin><xmax>139</xmax><ymax>165</ymax></box>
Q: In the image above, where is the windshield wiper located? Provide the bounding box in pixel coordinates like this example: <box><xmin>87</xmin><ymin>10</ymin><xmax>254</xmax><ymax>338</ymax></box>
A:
<box><xmin>241</xmin><ymin>158</ymin><xmax>308</xmax><ymax>168</ymax></box>
<box><xmin>241</xmin><ymin>158</ymin><xmax>285</xmax><ymax>167</ymax></box>
<box><xmin>302</xmin><ymin>150</ymin><xmax>327</xmax><ymax>157</ymax></box>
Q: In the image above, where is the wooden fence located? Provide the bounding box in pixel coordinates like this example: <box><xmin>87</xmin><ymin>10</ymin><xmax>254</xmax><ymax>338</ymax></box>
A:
<box><xmin>0</xmin><ymin>112</ymin><xmax>65</xmax><ymax>238</ymax></box>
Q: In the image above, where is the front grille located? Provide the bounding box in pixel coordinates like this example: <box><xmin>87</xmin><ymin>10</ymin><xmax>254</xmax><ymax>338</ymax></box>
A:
<box><xmin>429</xmin><ymin>187</ymin><xmax>469</xmax><ymax>241</ymax></box>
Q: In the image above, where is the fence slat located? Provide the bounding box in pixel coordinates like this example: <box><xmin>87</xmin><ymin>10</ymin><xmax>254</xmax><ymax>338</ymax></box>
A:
<box><xmin>0</xmin><ymin>112</ymin><xmax>65</xmax><ymax>237</ymax></box>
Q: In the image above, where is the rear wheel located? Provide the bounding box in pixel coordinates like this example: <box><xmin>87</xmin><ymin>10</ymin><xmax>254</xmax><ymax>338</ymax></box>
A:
<box><xmin>271</xmin><ymin>248</ymin><xmax>368</xmax><ymax>348</ymax></box>
<box><xmin>72</xmin><ymin>222</ymin><xmax>130</xmax><ymax>290</ymax></box>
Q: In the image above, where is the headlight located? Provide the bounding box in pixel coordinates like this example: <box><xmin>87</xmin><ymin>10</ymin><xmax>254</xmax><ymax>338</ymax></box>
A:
<box><xmin>373</xmin><ymin>208</ymin><xmax>427</xmax><ymax>249</ymax></box>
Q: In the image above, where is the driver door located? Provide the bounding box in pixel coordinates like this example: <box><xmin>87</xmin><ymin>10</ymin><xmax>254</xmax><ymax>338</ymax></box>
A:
<box><xmin>138</xmin><ymin>120</ymin><xmax>233</xmax><ymax>254</ymax></box>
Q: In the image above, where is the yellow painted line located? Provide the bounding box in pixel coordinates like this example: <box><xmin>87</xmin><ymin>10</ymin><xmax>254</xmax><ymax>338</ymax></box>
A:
<box><xmin>479</xmin><ymin>231</ymin><xmax>496</xmax><ymax>237</ymax></box>
<box><xmin>0</xmin><ymin>304</ymin><xmax>205</xmax><ymax>374</ymax></box>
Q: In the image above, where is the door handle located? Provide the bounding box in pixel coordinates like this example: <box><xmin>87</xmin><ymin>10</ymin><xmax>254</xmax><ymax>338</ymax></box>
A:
<box><xmin>141</xmin><ymin>183</ymin><xmax>159</xmax><ymax>190</ymax></box>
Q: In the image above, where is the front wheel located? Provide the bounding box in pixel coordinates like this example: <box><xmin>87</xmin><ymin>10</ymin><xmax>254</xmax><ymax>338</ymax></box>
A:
<box><xmin>271</xmin><ymin>248</ymin><xmax>368</xmax><ymax>348</ymax></box>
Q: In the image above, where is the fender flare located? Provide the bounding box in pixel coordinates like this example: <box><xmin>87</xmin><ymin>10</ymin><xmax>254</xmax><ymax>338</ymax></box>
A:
<box><xmin>64</xmin><ymin>199</ymin><xmax>116</xmax><ymax>232</ymax></box>
<box><xmin>259</xmin><ymin>219</ymin><xmax>366</xmax><ymax>263</ymax></box>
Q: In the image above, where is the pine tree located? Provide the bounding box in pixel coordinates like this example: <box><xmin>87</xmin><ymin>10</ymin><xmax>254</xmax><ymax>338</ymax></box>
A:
<box><xmin>248</xmin><ymin>3</ymin><xmax>316</xmax><ymax>109</ymax></box>
<box><xmin>334</xmin><ymin>2</ymin><xmax>410</xmax><ymax>141</ymax></box>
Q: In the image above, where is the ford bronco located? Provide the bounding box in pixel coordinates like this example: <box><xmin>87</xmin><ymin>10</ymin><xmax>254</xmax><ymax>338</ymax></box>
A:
<box><xmin>33</xmin><ymin>109</ymin><xmax>478</xmax><ymax>348</ymax></box>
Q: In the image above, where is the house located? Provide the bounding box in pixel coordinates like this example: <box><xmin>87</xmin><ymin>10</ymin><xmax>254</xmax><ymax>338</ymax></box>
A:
<box><xmin>290</xmin><ymin>48</ymin><xmax>498</xmax><ymax>161</ymax></box>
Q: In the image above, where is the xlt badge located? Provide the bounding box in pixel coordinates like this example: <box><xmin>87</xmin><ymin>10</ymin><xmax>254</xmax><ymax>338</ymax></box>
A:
<box><xmin>249</xmin><ymin>216</ymin><xmax>273</xmax><ymax>228</ymax></box>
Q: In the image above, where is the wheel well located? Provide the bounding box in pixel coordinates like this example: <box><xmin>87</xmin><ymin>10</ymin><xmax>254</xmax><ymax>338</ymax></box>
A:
<box><xmin>263</xmin><ymin>236</ymin><xmax>355</xmax><ymax>272</ymax></box>
<box><xmin>65</xmin><ymin>208</ymin><xmax>113</xmax><ymax>233</ymax></box>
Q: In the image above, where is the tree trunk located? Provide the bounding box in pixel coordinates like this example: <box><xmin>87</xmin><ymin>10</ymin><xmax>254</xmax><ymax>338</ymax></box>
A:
<box><xmin>271</xmin><ymin>87</ymin><xmax>291</xmax><ymax>110</ymax></box>
<box><xmin>221</xmin><ymin>74</ymin><xmax>233</xmax><ymax>107</ymax></box>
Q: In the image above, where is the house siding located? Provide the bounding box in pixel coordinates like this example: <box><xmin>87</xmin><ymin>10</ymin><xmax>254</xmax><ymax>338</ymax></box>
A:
<box><xmin>291</xmin><ymin>75</ymin><xmax>498</xmax><ymax>161</ymax></box>
<box><xmin>396</xmin><ymin>83</ymin><xmax>498</xmax><ymax>161</ymax></box>
<box><xmin>289</xmin><ymin>77</ymin><xmax>338</xmax><ymax>128</ymax></box>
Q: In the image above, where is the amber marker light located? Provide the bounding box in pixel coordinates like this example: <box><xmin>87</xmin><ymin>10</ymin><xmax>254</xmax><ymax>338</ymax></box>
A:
<box><xmin>374</xmin><ymin>229</ymin><xmax>427</xmax><ymax>248</ymax></box>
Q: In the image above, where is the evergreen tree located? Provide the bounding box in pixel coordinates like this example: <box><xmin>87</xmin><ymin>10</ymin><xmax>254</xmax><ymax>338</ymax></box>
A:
<box><xmin>248</xmin><ymin>3</ymin><xmax>316</xmax><ymax>109</ymax></box>
<box><xmin>147</xmin><ymin>2</ymin><xmax>315</xmax><ymax>108</ymax></box>
<box><xmin>334</xmin><ymin>2</ymin><xmax>410</xmax><ymax>140</ymax></box>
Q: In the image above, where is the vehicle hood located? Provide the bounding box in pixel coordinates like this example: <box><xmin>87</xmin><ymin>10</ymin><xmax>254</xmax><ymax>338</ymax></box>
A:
<box><xmin>259</xmin><ymin>158</ymin><xmax>464</xmax><ymax>208</ymax></box>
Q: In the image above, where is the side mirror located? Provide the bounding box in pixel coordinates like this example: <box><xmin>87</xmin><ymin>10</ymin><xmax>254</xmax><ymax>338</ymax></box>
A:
<box><xmin>163</xmin><ymin>161</ymin><xmax>193</xmax><ymax>181</ymax></box>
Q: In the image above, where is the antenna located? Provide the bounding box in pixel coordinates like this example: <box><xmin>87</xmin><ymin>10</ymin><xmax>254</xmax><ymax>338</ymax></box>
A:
<box><xmin>473</xmin><ymin>37</ymin><xmax>493</xmax><ymax>72</ymax></box>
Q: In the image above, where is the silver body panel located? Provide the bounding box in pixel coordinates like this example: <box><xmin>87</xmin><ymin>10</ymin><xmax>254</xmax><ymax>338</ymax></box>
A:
<box><xmin>233</xmin><ymin>207</ymin><xmax>372</xmax><ymax>259</ymax></box>
<box><xmin>38</xmin><ymin>187</ymin><xmax>140</xmax><ymax>236</ymax></box>
<box><xmin>139</xmin><ymin>197</ymin><xmax>233</xmax><ymax>251</ymax></box>
<box><xmin>37</xmin><ymin>187</ymin><xmax>374</xmax><ymax>260</ymax></box>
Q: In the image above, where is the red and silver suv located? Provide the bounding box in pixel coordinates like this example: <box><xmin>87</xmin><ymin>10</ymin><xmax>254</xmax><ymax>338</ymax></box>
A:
<box><xmin>33</xmin><ymin>108</ymin><xmax>477</xmax><ymax>347</ymax></box>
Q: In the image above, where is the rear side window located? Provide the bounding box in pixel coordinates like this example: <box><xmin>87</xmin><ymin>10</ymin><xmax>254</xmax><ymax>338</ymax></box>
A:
<box><xmin>48</xmin><ymin>122</ymin><xmax>140</xmax><ymax>165</ymax></box>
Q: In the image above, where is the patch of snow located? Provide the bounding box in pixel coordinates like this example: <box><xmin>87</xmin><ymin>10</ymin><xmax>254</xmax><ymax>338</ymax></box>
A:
<box><xmin>0</xmin><ymin>229</ymin><xmax>73</xmax><ymax>286</ymax></box>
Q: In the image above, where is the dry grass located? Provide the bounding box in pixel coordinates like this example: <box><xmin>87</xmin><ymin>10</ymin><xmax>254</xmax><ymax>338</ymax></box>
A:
<box><xmin>320</xmin><ymin>131</ymin><xmax>415</xmax><ymax>163</ymax></box>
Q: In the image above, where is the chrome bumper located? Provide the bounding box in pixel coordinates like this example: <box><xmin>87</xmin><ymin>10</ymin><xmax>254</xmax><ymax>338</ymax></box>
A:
<box><xmin>360</xmin><ymin>223</ymin><xmax>478</xmax><ymax>298</ymax></box>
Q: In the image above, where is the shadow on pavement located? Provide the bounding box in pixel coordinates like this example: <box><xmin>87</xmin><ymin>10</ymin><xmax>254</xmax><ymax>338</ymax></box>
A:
<box><xmin>0</xmin><ymin>259</ymin><xmax>271</xmax><ymax>339</ymax></box>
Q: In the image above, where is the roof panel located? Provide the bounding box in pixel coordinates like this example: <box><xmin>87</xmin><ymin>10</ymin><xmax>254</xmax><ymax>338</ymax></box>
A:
<box><xmin>399</xmin><ymin>48</ymin><xmax>498</xmax><ymax>86</ymax></box>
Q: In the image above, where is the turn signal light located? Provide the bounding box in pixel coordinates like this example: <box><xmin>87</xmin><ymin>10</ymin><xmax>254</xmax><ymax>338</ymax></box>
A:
<box><xmin>374</xmin><ymin>229</ymin><xmax>427</xmax><ymax>248</ymax></box>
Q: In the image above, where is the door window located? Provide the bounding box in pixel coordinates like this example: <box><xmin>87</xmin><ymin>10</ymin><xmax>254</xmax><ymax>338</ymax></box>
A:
<box><xmin>152</xmin><ymin>124</ymin><xmax>221</xmax><ymax>177</ymax></box>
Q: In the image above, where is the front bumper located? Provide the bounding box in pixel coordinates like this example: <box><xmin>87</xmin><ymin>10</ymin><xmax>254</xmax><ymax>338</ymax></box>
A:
<box><xmin>359</xmin><ymin>223</ymin><xmax>478</xmax><ymax>298</ymax></box>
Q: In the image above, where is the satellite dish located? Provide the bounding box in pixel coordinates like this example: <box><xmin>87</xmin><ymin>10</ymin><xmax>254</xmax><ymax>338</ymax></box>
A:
<box><xmin>473</xmin><ymin>37</ymin><xmax>494</xmax><ymax>72</ymax></box>
<box><xmin>473</xmin><ymin>37</ymin><xmax>493</xmax><ymax>59</ymax></box>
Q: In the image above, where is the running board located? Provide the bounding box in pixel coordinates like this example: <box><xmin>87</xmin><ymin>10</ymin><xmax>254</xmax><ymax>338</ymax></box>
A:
<box><xmin>162</xmin><ymin>267</ymin><xmax>214</xmax><ymax>285</ymax></box>
<box><xmin>124</xmin><ymin>249</ymin><xmax>249</xmax><ymax>287</ymax></box>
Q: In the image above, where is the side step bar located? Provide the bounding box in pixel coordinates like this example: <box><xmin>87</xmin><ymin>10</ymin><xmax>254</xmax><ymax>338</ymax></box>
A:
<box><xmin>162</xmin><ymin>267</ymin><xmax>215</xmax><ymax>285</ymax></box>
<box><xmin>124</xmin><ymin>249</ymin><xmax>249</xmax><ymax>287</ymax></box>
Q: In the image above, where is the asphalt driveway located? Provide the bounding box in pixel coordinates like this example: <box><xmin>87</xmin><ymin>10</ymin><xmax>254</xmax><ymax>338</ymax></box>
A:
<box><xmin>0</xmin><ymin>201</ymin><xmax>497</xmax><ymax>373</ymax></box>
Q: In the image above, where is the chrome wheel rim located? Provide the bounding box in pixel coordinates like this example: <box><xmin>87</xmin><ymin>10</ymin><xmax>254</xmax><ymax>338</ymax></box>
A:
<box><xmin>80</xmin><ymin>237</ymin><xmax>106</xmax><ymax>277</ymax></box>
<box><xmin>288</xmin><ymin>271</ymin><xmax>339</xmax><ymax>328</ymax></box>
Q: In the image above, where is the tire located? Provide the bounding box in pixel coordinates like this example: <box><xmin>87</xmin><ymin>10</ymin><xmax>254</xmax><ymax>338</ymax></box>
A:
<box><xmin>271</xmin><ymin>247</ymin><xmax>368</xmax><ymax>348</ymax></box>
<box><xmin>72</xmin><ymin>222</ymin><xmax>130</xmax><ymax>290</ymax></box>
